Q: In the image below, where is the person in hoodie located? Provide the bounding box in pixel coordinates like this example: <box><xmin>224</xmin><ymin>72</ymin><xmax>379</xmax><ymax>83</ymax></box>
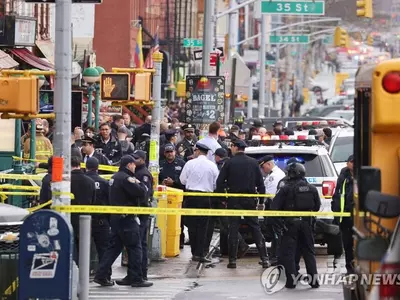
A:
<box><xmin>331</xmin><ymin>154</ymin><xmax>355</xmax><ymax>274</ymax></box>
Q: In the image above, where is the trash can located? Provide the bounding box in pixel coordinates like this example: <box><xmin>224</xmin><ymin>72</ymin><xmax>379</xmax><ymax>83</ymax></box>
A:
<box><xmin>166</xmin><ymin>187</ymin><xmax>183</xmax><ymax>257</ymax></box>
<box><xmin>0</xmin><ymin>252</ymin><xmax>19</xmax><ymax>300</ymax></box>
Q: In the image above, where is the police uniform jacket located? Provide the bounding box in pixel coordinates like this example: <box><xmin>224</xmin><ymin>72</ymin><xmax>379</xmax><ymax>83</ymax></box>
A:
<box><xmin>176</xmin><ymin>139</ymin><xmax>195</xmax><ymax>161</ymax></box>
<box><xmin>71</xmin><ymin>169</ymin><xmax>96</xmax><ymax>232</ymax></box>
<box><xmin>217</xmin><ymin>158</ymin><xmax>229</xmax><ymax>171</ymax></box>
<box><xmin>39</xmin><ymin>173</ymin><xmax>52</xmax><ymax>206</ymax></box>
<box><xmin>159</xmin><ymin>158</ymin><xmax>186</xmax><ymax>189</ymax></box>
<box><xmin>94</xmin><ymin>135</ymin><xmax>123</xmax><ymax>165</ymax></box>
<box><xmin>86</xmin><ymin>171</ymin><xmax>110</xmax><ymax>220</ymax></box>
<box><xmin>109</xmin><ymin>167</ymin><xmax>147</xmax><ymax>207</ymax></box>
<box><xmin>271</xmin><ymin>178</ymin><xmax>321</xmax><ymax>212</ymax></box>
<box><xmin>216</xmin><ymin>152</ymin><xmax>265</xmax><ymax>202</ymax></box>
<box><xmin>82</xmin><ymin>151</ymin><xmax>110</xmax><ymax>173</ymax></box>
<box><xmin>134</xmin><ymin>164</ymin><xmax>153</xmax><ymax>207</ymax></box>
<box><xmin>332</xmin><ymin>167</ymin><xmax>354</xmax><ymax>215</ymax></box>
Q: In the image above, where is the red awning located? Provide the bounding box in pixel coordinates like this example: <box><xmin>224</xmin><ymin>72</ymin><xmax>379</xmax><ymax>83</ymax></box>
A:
<box><xmin>10</xmin><ymin>48</ymin><xmax>54</xmax><ymax>70</ymax></box>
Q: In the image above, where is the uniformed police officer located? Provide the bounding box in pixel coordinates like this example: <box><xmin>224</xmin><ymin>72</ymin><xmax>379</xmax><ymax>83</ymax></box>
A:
<box><xmin>81</xmin><ymin>135</ymin><xmax>111</xmax><ymax>171</ymax></box>
<box><xmin>259</xmin><ymin>155</ymin><xmax>286</xmax><ymax>265</ymax></box>
<box><xmin>216</xmin><ymin>139</ymin><xmax>270</xmax><ymax>269</ymax></box>
<box><xmin>95</xmin><ymin>123</ymin><xmax>123</xmax><ymax>165</ymax></box>
<box><xmin>85</xmin><ymin>157</ymin><xmax>111</xmax><ymax>270</ymax></box>
<box><xmin>271</xmin><ymin>162</ymin><xmax>320</xmax><ymax>289</ymax></box>
<box><xmin>176</xmin><ymin>124</ymin><xmax>196</xmax><ymax>161</ymax></box>
<box><xmin>132</xmin><ymin>150</ymin><xmax>153</xmax><ymax>281</ymax></box>
<box><xmin>277</xmin><ymin>157</ymin><xmax>306</xmax><ymax>271</ymax></box>
<box><xmin>94</xmin><ymin>155</ymin><xmax>152</xmax><ymax>287</ymax></box>
<box><xmin>159</xmin><ymin>144</ymin><xmax>186</xmax><ymax>248</ymax></box>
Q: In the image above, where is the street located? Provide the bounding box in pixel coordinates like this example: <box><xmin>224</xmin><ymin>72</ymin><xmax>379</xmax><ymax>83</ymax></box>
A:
<box><xmin>90</xmin><ymin>245</ymin><xmax>345</xmax><ymax>300</ymax></box>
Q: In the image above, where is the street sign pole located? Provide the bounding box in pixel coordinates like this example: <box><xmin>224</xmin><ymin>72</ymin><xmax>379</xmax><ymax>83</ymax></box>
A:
<box><xmin>202</xmin><ymin>0</ymin><xmax>213</xmax><ymax>75</ymax></box>
<box><xmin>52</xmin><ymin>0</ymin><xmax>72</xmax><ymax>219</ymax></box>
<box><xmin>259</xmin><ymin>13</ymin><xmax>267</xmax><ymax>118</ymax></box>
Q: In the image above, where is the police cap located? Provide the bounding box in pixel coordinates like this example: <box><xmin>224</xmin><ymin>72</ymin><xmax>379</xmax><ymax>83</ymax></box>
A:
<box><xmin>273</xmin><ymin>120</ymin><xmax>283</xmax><ymax>127</ymax></box>
<box><xmin>165</xmin><ymin>129</ymin><xmax>177</xmax><ymax>139</ymax></box>
<box><xmin>164</xmin><ymin>144</ymin><xmax>175</xmax><ymax>152</ymax></box>
<box><xmin>194</xmin><ymin>142</ymin><xmax>210</xmax><ymax>153</ymax></box>
<box><xmin>259</xmin><ymin>155</ymin><xmax>274</xmax><ymax>166</ymax></box>
<box><xmin>214</xmin><ymin>148</ymin><xmax>228</xmax><ymax>158</ymax></box>
<box><xmin>287</xmin><ymin>157</ymin><xmax>305</xmax><ymax>166</ymax></box>
<box><xmin>132</xmin><ymin>150</ymin><xmax>147</xmax><ymax>160</ymax></box>
<box><xmin>231</xmin><ymin>139</ymin><xmax>248</xmax><ymax>149</ymax></box>
<box><xmin>86</xmin><ymin>157</ymin><xmax>99</xmax><ymax>170</ymax></box>
<box><xmin>121</xmin><ymin>155</ymin><xmax>136</xmax><ymax>167</ymax></box>
<box><xmin>182</xmin><ymin>124</ymin><xmax>195</xmax><ymax>131</ymax></box>
<box><xmin>81</xmin><ymin>135</ymin><xmax>96</xmax><ymax>144</ymax></box>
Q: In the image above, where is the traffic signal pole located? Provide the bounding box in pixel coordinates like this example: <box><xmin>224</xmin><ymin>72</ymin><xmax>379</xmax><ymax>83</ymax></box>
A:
<box><xmin>259</xmin><ymin>14</ymin><xmax>267</xmax><ymax>117</ymax></box>
<box><xmin>52</xmin><ymin>0</ymin><xmax>72</xmax><ymax>218</ymax></box>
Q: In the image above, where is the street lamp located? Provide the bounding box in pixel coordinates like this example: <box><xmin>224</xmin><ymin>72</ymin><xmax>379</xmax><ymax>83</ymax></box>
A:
<box><xmin>94</xmin><ymin>66</ymin><xmax>105</xmax><ymax>130</ymax></box>
<box><xmin>82</xmin><ymin>67</ymin><xmax>100</xmax><ymax>127</ymax></box>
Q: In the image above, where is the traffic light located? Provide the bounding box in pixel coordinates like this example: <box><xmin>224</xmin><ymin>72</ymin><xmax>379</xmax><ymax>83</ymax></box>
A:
<box><xmin>334</xmin><ymin>27</ymin><xmax>349</xmax><ymax>48</ymax></box>
<box><xmin>0</xmin><ymin>77</ymin><xmax>39</xmax><ymax>114</ymax></box>
<box><xmin>356</xmin><ymin>0</ymin><xmax>373</xmax><ymax>18</ymax></box>
<box><xmin>367</xmin><ymin>34</ymin><xmax>374</xmax><ymax>46</ymax></box>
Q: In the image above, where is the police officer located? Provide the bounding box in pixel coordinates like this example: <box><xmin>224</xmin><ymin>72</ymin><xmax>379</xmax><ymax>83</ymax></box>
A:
<box><xmin>85</xmin><ymin>157</ymin><xmax>111</xmax><ymax>269</ymax></box>
<box><xmin>94</xmin><ymin>155</ymin><xmax>152</xmax><ymax>287</ymax></box>
<box><xmin>332</xmin><ymin>154</ymin><xmax>354</xmax><ymax>274</ymax></box>
<box><xmin>216</xmin><ymin>139</ymin><xmax>270</xmax><ymax>269</ymax></box>
<box><xmin>276</xmin><ymin>157</ymin><xmax>306</xmax><ymax>270</ymax></box>
<box><xmin>132</xmin><ymin>150</ymin><xmax>153</xmax><ymax>281</ymax></box>
<box><xmin>259</xmin><ymin>155</ymin><xmax>285</xmax><ymax>265</ymax></box>
<box><xmin>95</xmin><ymin>123</ymin><xmax>123</xmax><ymax>165</ymax></box>
<box><xmin>81</xmin><ymin>135</ymin><xmax>111</xmax><ymax>170</ymax></box>
<box><xmin>70</xmin><ymin>156</ymin><xmax>96</xmax><ymax>264</ymax></box>
<box><xmin>159</xmin><ymin>144</ymin><xmax>186</xmax><ymax>248</ymax></box>
<box><xmin>176</xmin><ymin>124</ymin><xmax>196</xmax><ymax>161</ymax></box>
<box><xmin>271</xmin><ymin>162</ymin><xmax>320</xmax><ymax>288</ymax></box>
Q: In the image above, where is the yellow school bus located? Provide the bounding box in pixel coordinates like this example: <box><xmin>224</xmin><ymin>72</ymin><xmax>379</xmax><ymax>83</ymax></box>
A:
<box><xmin>351</xmin><ymin>59</ymin><xmax>400</xmax><ymax>299</ymax></box>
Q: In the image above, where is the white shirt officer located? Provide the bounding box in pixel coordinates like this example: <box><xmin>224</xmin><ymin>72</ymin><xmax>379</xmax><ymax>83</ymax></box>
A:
<box><xmin>180</xmin><ymin>142</ymin><xmax>219</xmax><ymax>192</ymax></box>
<box><xmin>197</xmin><ymin>135</ymin><xmax>221</xmax><ymax>163</ymax></box>
<box><xmin>259</xmin><ymin>155</ymin><xmax>286</xmax><ymax>196</ymax></box>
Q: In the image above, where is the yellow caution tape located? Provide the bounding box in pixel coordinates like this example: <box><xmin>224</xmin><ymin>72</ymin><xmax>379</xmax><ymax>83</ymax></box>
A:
<box><xmin>154</xmin><ymin>191</ymin><xmax>333</xmax><ymax>199</ymax></box>
<box><xmin>28</xmin><ymin>200</ymin><xmax>53</xmax><ymax>212</ymax></box>
<box><xmin>0</xmin><ymin>184</ymin><xmax>40</xmax><ymax>191</ymax></box>
<box><xmin>3</xmin><ymin>277</ymin><xmax>18</xmax><ymax>296</ymax></box>
<box><xmin>0</xmin><ymin>191</ymin><xmax>39</xmax><ymax>196</ymax></box>
<box><xmin>51</xmin><ymin>205</ymin><xmax>351</xmax><ymax>217</ymax></box>
<box><xmin>12</xmin><ymin>156</ymin><xmax>118</xmax><ymax>172</ymax></box>
<box><xmin>0</xmin><ymin>173</ymin><xmax>112</xmax><ymax>180</ymax></box>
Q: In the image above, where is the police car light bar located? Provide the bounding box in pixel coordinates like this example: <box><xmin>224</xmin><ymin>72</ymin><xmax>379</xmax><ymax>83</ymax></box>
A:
<box><xmin>296</xmin><ymin>120</ymin><xmax>344</xmax><ymax>127</ymax></box>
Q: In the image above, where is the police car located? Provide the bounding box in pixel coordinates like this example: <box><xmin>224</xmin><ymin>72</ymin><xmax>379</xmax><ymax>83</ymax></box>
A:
<box><xmin>328</xmin><ymin>127</ymin><xmax>354</xmax><ymax>174</ymax></box>
<box><xmin>220</xmin><ymin>134</ymin><xmax>340</xmax><ymax>255</ymax></box>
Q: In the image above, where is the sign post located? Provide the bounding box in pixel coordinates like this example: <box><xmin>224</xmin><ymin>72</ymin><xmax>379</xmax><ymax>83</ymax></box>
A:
<box><xmin>19</xmin><ymin>210</ymin><xmax>73</xmax><ymax>300</ymax></box>
<box><xmin>261</xmin><ymin>0</ymin><xmax>325</xmax><ymax>15</ymax></box>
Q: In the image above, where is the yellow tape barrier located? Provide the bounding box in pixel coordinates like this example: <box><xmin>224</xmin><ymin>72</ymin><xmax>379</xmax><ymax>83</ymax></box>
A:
<box><xmin>51</xmin><ymin>205</ymin><xmax>350</xmax><ymax>217</ymax></box>
<box><xmin>12</xmin><ymin>156</ymin><xmax>118</xmax><ymax>172</ymax></box>
<box><xmin>154</xmin><ymin>191</ymin><xmax>332</xmax><ymax>199</ymax></box>
<box><xmin>28</xmin><ymin>200</ymin><xmax>53</xmax><ymax>212</ymax></box>
<box><xmin>0</xmin><ymin>184</ymin><xmax>40</xmax><ymax>190</ymax></box>
<box><xmin>0</xmin><ymin>173</ymin><xmax>112</xmax><ymax>180</ymax></box>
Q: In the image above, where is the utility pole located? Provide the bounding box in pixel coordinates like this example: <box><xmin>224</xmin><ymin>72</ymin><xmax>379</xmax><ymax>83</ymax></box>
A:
<box><xmin>227</xmin><ymin>0</ymin><xmax>238</xmax><ymax>60</ymax></box>
<box><xmin>202</xmin><ymin>0</ymin><xmax>214</xmax><ymax>75</ymax></box>
<box><xmin>52</xmin><ymin>0</ymin><xmax>72</xmax><ymax>217</ymax></box>
<box><xmin>259</xmin><ymin>14</ymin><xmax>267</xmax><ymax>118</ymax></box>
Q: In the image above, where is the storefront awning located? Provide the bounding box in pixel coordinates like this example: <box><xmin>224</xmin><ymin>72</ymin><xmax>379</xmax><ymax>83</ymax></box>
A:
<box><xmin>10</xmin><ymin>48</ymin><xmax>54</xmax><ymax>70</ymax></box>
<box><xmin>36</xmin><ymin>40</ymin><xmax>54</xmax><ymax>65</ymax></box>
<box><xmin>0</xmin><ymin>49</ymin><xmax>19</xmax><ymax>69</ymax></box>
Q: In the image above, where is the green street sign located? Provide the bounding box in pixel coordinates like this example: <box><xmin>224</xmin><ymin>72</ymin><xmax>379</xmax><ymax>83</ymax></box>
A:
<box><xmin>323</xmin><ymin>36</ymin><xmax>333</xmax><ymax>44</ymax></box>
<box><xmin>261</xmin><ymin>0</ymin><xmax>325</xmax><ymax>15</ymax></box>
<box><xmin>183</xmin><ymin>38</ymin><xmax>203</xmax><ymax>48</ymax></box>
<box><xmin>266</xmin><ymin>60</ymin><xmax>275</xmax><ymax>66</ymax></box>
<box><xmin>270</xmin><ymin>35</ymin><xmax>310</xmax><ymax>44</ymax></box>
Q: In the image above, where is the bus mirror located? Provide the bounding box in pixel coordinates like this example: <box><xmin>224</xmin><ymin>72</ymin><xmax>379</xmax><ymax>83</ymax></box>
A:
<box><xmin>355</xmin><ymin>236</ymin><xmax>389</xmax><ymax>261</ymax></box>
<box><xmin>365</xmin><ymin>190</ymin><xmax>400</xmax><ymax>218</ymax></box>
<box><xmin>358</xmin><ymin>167</ymin><xmax>381</xmax><ymax>211</ymax></box>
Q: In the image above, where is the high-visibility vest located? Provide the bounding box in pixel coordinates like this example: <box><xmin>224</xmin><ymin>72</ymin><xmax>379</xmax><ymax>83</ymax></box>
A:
<box><xmin>340</xmin><ymin>179</ymin><xmax>347</xmax><ymax>223</ymax></box>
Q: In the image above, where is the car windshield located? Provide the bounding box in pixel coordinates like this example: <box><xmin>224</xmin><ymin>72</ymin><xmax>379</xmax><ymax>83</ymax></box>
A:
<box><xmin>326</xmin><ymin>111</ymin><xmax>354</xmax><ymax>121</ymax></box>
<box><xmin>330</xmin><ymin>136</ymin><xmax>354</xmax><ymax>163</ymax></box>
<box><xmin>245</xmin><ymin>153</ymin><xmax>324</xmax><ymax>177</ymax></box>
<box><xmin>304</xmin><ymin>107</ymin><xmax>323</xmax><ymax>116</ymax></box>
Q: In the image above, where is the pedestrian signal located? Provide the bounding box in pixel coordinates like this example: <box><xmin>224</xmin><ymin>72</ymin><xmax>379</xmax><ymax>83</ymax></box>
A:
<box><xmin>0</xmin><ymin>77</ymin><xmax>38</xmax><ymax>114</ymax></box>
<box><xmin>100</xmin><ymin>73</ymin><xmax>131</xmax><ymax>101</ymax></box>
